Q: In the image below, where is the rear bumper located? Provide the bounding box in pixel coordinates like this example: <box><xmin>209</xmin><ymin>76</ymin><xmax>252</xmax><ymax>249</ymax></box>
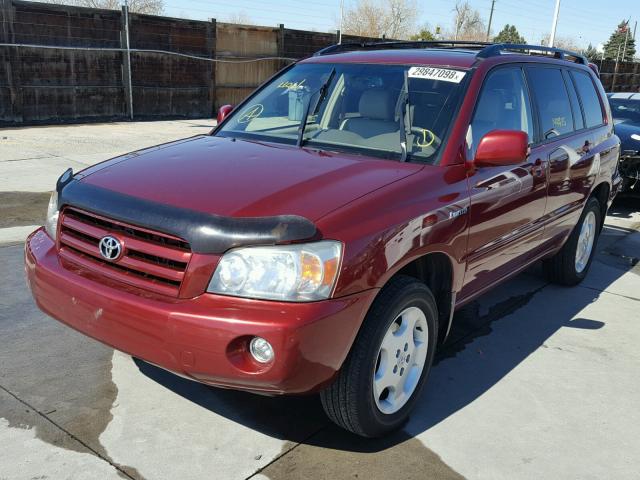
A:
<box><xmin>25</xmin><ymin>229</ymin><xmax>377</xmax><ymax>394</ymax></box>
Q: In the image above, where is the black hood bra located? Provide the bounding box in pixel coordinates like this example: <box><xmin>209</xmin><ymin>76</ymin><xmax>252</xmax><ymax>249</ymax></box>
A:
<box><xmin>56</xmin><ymin>170</ymin><xmax>318</xmax><ymax>254</ymax></box>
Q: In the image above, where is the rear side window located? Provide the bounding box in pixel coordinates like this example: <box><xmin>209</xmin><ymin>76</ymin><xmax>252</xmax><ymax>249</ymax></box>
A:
<box><xmin>571</xmin><ymin>70</ymin><xmax>604</xmax><ymax>128</ymax></box>
<box><xmin>526</xmin><ymin>67</ymin><xmax>574</xmax><ymax>138</ymax></box>
<box><xmin>469</xmin><ymin>67</ymin><xmax>534</xmax><ymax>154</ymax></box>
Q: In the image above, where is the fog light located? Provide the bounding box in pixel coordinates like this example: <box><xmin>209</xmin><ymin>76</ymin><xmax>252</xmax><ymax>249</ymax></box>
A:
<box><xmin>249</xmin><ymin>337</ymin><xmax>274</xmax><ymax>363</ymax></box>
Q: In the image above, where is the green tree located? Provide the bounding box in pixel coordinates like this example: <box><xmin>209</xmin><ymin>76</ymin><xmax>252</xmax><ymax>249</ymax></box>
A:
<box><xmin>603</xmin><ymin>21</ymin><xmax>636</xmax><ymax>61</ymax></box>
<box><xmin>410</xmin><ymin>27</ymin><xmax>436</xmax><ymax>41</ymax></box>
<box><xmin>582</xmin><ymin>43</ymin><xmax>600</xmax><ymax>62</ymax></box>
<box><xmin>493</xmin><ymin>24</ymin><xmax>526</xmax><ymax>44</ymax></box>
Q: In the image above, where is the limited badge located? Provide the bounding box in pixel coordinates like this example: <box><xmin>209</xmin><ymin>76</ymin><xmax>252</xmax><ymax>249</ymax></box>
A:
<box><xmin>408</xmin><ymin>67</ymin><xmax>466</xmax><ymax>83</ymax></box>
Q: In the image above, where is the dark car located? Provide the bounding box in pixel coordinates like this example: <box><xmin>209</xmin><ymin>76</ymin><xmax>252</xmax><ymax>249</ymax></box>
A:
<box><xmin>608</xmin><ymin>92</ymin><xmax>640</xmax><ymax>192</ymax></box>
<box><xmin>26</xmin><ymin>41</ymin><xmax>620</xmax><ymax>437</ymax></box>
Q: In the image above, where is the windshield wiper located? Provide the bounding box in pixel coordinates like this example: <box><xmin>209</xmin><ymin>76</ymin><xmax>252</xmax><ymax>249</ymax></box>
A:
<box><xmin>398</xmin><ymin>69</ymin><xmax>413</xmax><ymax>162</ymax></box>
<box><xmin>297</xmin><ymin>67</ymin><xmax>336</xmax><ymax>147</ymax></box>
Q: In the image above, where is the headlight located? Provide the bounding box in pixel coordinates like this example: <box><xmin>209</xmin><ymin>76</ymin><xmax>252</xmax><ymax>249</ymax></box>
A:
<box><xmin>208</xmin><ymin>240</ymin><xmax>342</xmax><ymax>302</ymax></box>
<box><xmin>44</xmin><ymin>191</ymin><xmax>59</xmax><ymax>240</ymax></box>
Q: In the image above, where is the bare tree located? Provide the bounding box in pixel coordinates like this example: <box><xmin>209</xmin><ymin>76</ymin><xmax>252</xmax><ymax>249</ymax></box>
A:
<box><xmin>451</xmin><ymin>1</ymin><xmax>486</xmax><ymax>41</ymax></box>
<box><xmin>40</xmin><ymin>0</ymin><xmax>164</xmax><ymax>15</ymax></box>
<box><xmin>342</xmin><ymin>0</ymin><xmax>417</xmax><ymax>40</ymax></box>
<box><xmin>541</xmin><ymin>34</ymin><xmax>582</xmax><ymax>52</ymax></box>
<box><xmin>226</xmin><ymin>11</ymin><xmax>254</xmax><ymax>25</ymax></box>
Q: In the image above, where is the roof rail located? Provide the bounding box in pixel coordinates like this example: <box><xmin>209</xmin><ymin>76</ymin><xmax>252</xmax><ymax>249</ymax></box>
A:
<box><xmin>314</xmin><ymin>41</ymin><xmax>589</xmax><ymax>66</ymax></box>
<box><xmin>477</xmin><ymin>43</ymin><xmax>588</xmax><ymax>65</ymax></box>
<box><xmin>314</xmin><ymin>40</ymin><xmax>492</xmax><ymax>56</ymax></box>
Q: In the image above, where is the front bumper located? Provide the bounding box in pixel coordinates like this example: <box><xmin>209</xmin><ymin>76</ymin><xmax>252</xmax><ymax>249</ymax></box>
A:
<box><xmin>25</xmin><ymin>229</ymin><xmax>377</xmax><ymax>394</ymax></box>
<box><xmin>618</xmin><ymin>154</ymin><xmax>640</xmax><ymax>192</ymax></box>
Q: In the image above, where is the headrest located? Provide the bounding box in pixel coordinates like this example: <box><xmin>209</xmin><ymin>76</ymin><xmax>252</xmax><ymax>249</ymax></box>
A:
<box><xmin>474</xmin><ymin>89</ymin><xmax>503</xmax><ymax>124</ymax></box>
<box><xmin>359</xmin><ymin>89</ymin><xmax>392</xmax><ymax>120</ymax></box>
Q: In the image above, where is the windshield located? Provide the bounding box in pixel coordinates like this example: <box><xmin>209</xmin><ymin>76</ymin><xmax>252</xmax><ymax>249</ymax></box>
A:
<box><xmin>215</xmin><ymin>63</ymin><xmax>469</xmax><ymax>163</ymax></box>
<box><xmin>609</xmin><ymin>98</ymin><xmax>640</xmax><ymax>123</ymax></box>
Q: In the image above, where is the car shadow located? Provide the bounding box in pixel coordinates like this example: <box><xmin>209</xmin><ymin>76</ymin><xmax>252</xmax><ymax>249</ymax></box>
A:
<box><xmin>607</xmin><ymin>194</ymin><xmax>639</xmax><ymax>219</ymax></box>
<box><xmin>135</xmin><ymin>222</ymin><xmax>636</xmax><ymax>453</ymax></box>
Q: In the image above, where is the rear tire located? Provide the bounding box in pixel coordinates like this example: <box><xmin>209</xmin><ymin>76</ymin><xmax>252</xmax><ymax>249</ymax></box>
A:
<box><xmin>320</xmin><ymin>275</ymin><xmax>438</xmax><ymax>437</ymax></box>
<box><xmin>543</xmin><ymin>196</ymin><xmax>601</xmax><ymax>286</ymax></box>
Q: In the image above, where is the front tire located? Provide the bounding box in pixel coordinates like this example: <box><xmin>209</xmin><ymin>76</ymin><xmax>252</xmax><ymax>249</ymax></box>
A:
<box><xmin>320</xmin><ymin>275</ymin><xmax>438</xmax><ymax>437</ymax></box>
<box><xmin>543</xmin><ymin>196</ymin><xmax>601</xmax><ymax>286</ymax></box>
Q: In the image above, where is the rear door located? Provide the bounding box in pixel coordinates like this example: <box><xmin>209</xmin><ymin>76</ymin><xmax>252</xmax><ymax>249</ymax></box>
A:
<box><xmin>525</xmin><ymin>65</ymin><xmax>605</xmax><ymax>247</ymax></box>
<box><xmin>460</xmin><ymin>65</ymin><xmax>549</xmax><ymax>300</ymax></box>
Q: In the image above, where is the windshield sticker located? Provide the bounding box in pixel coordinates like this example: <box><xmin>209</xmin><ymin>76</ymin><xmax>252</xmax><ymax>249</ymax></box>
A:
<box><xmin>237</xmin><ymin>104</ymin><xmax>264</xmax><ymax>123</ymax></box>
<box><xmin>552</xmin><ymin>116</ymin><xmax>567</xmax><ymax>128</ymax></box>
<box><xmin>277</xmin><ymin>79</ymin><xmax>307</xmax><ymax>91</ymax></box>
<box><xmin>416</xmin><ymin>129</ymin><xmax>436</xmax><ymax>148</ymax></box>
<box><xmin>408</xmin><ymin>67</ymin><xmax>466</xmax><ymax>83</ymax></box>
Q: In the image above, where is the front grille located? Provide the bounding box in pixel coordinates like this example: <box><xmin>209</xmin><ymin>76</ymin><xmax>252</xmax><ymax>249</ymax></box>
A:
<box><xmin>58</xmin><ymin>206</ymin><xmax>192</xmax><ymax>296</ymax></box>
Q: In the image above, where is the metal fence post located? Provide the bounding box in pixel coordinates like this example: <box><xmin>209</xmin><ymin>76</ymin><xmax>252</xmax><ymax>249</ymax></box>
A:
<box><xmin>120</xmin><ymin>5</ymin><xmax>133</xmax><ymax>120</ymax></box>
<box><xmin>207</xmin><ymin>18</ymin><xmax>216</xmax><ymax>116</ymax></box>
<box><xmin>1</xmin><ymin>0</ymin><xmax>21</xmax><ymax>122</ymax></box>
<box><xmin>278</xmin><ymin>24</ymin><xmax>285</xmax><ymax>70</ymax></box>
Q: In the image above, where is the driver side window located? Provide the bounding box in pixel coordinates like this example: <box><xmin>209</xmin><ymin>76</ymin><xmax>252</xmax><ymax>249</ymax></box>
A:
<box><xmin>469</xmin><ymin>67</ymin><xmax>534</xmax><ymax>157</ymax></box>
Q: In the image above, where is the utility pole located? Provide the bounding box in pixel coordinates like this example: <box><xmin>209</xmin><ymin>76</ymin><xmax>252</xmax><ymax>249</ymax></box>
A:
<box><xmin>121</xmin><ymin>1</ymin><xmax>133</xmax><ymax>120</ymax></box>
<box><xmin>549</xmin><ymin>0</ymin><xmax>561</xmax><ymax>47</ymax></box>
<box><xmin>338</xmin><ymin>0</ymin><xmax>344</xmax><ymax>44</ymax></box>
<box><xmin>486</xmin><ymin>0</ymin><xmax>496</xmax><ymax>42</ymax></box>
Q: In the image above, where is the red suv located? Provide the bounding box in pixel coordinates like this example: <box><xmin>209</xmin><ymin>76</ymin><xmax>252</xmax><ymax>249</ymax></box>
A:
<box><xmin>25</xmin><ymin>41</ymin><xmax>621</xmax><ymax>437</ymax></box>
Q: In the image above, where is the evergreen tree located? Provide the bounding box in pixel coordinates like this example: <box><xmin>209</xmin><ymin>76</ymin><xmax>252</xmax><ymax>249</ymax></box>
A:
<box><xmin>410</xmin><ymin>28</ymin><xmax>436</xmax><ymax>41</ymax></box>
<box><xmin>603</xmin><ymin>21</ymin><xmax>636</xmax><ymax>61</ymax></box>
<box><xmin>582</xmin><ymin>43</ymin><xmax>600</xmax><ymax>62</ymax></box>
<box><xmin>493</xmin><ymin>24</ymin><xmax>526</xmax><ymax>44</ymax></box>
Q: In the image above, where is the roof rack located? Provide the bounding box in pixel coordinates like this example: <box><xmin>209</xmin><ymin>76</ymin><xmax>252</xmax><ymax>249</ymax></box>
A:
<box><xmin>313</xmin><ymin>40</ymin><xmax>492</xmax><ymax>56</ymax></box>
<box><xmin>314</xmin><ymin>40</ymin><xmax>588</xmax><ymax>65</ymax></box>
<box><xmin>477</xmin><ymin>43</ymin><xmax>588</xmax><ymax>64</ymax></box>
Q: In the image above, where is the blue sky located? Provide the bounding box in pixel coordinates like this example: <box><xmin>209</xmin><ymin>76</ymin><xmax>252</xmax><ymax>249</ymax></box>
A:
<box><xmin>163</xmin><ymin>0</ymin><xmax>637</xmax><ymax>50</ymax></box>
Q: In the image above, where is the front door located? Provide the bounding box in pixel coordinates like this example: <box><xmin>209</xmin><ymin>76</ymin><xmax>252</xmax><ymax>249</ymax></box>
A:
<box><xmin>460</xmin><ymin>65</ymin><xmax>548</xmax><ymax>301</ymax></box>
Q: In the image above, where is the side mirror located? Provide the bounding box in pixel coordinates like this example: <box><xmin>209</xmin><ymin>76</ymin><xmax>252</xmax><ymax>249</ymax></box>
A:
<box><xmin>217</xmin><ymin>104</ymin><xmax>234</xmax><ymax>125</ymax></box>
<box><xmin>474</xmin><ymin>130</ymin><xmax>529</xmax><ymax>167</ymax></box>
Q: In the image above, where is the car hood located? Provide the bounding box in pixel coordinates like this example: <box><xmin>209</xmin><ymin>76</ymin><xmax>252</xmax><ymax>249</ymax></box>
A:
<box><xmin>614</xmin><ymin>121</ymin><xmax>640</xmax><ymax>153</ymax></box>
<box><xmin>77</xmin><ymin>135</ymin><xmax>423</xmax><ymax>221</ymax></box>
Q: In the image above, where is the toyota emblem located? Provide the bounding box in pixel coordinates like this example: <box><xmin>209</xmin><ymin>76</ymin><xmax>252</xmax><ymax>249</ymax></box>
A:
<box><xmin>99</xmin><ymin>236</ymin><xmax>122</xmax><ymax>261</ymax></box>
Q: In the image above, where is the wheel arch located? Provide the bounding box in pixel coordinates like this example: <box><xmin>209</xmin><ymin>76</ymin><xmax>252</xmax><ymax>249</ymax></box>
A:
<box><xmin>591</xmin><ymin>181</ymin><xmax>610</xmax><ymax>230</ymax></box>
<box><xmin>369</xmin><ymin>251</ymin><xmax>457</xmax><ymax>346</ymax></box>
